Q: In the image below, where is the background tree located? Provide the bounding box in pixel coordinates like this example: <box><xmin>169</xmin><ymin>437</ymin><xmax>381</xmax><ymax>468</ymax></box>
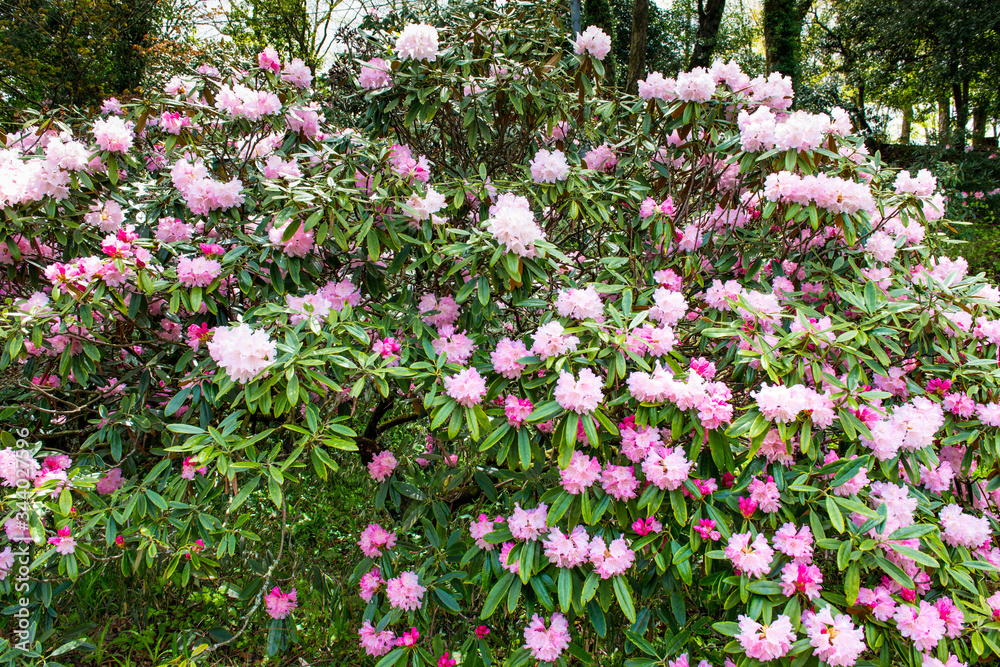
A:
<box><xmin>624</xmin><ymin>0</ymin><xmax>649</xmax><ymax>94</ymax></box>
<box><xmin>221</xmin><ymin>0</ymin><xmax>350</xmax><ymax>71</ymax></box>
<box><xmin>0</xmin><ymin>0</ymin><xmax>161</xmax><ymax>120</ymax></box>
<box><xmin>762</xmin><ymin>0</ymin><xmax>812</xmax><ymax>93</ymax></box>
<box><xmin>689</xmin><ymin>0</ymin><xmax>726</xmax><ymax>68</ymax></box>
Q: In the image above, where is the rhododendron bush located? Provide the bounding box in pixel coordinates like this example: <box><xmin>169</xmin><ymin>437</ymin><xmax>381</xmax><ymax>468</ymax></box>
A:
<box><xmin>3</xmin><ymin>4</ymin><xmax>1000</xmax><ymax>666</ymax></box>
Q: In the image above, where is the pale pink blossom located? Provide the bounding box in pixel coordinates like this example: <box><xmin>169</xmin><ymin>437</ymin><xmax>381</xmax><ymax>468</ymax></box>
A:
<box><xmin>395</xmin><ymin>24</ymin><xmax>439</xmax><ymax>61</ymax></box>
<box><xmin>573</xmin><ymin>26</ymin><xmax>612</xmax><ymax>60</ymax></box>
<box><xmin>444</xmin><ymin>367</ymin><xmax>487</xmax><ymax>407</ymax></box>
<box><xmin>725</xmin><ymin>532</ymin><xmax>773</xmax><ymax>578</ymax></box>
<box><xmin>554</xmin><ymin>368</ymin><xmax>604</xmax><ymax>413</ymax></box>
<box><xmin>367</xmin><ymin>451</ymin><xmax>398</xmax><ymax>482</ymax></box>
<box><xmin>560</xmin><ymin>451</ymin><xmax>601</xmax><ymax>494</ymax></box>
<box><xmin>735</xmin><ymin>614</ymin><xmax>795</xmax><ymax>661</ymax></box>
<box><xmin>386</xmin><ymin>571</ymin><xmax>426</xmax><ymax>611</ymax></box>
<box><xmin>588</xmin><ymin>536</ymin><xmax>635</xmax><ymax>578</ymax></box>
<box><xmin>524</xmin><ymin>613</ymin><xmax>571</xmax><ymax>662</ymax></box>
<box><xmin>804</xmin><ymin>608</ymin><xmax>866</xmax><ymax>667</ymax></box>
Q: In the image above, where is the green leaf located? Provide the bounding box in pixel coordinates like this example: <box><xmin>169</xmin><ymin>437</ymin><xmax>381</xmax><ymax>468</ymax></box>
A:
<box><xmin>712</xmin><ymin>621</ymin><xmax>741</xmax><ymax>637</ymax></box>
<box><xmin>434</xmin><ymin>588</ymin><xmax>461</xmax><ymax>612</ymax></box>
<box><xmin>826</xmin><ymin>495</ymin><xmax>845</xmax><ymax>533</ymax></box>
<box><xmin>480</xmin><ymin>573</ymin><xmax>514</xmax><ymax>619</ymax></box>
<box><xmin>374</xmin><ymin>648</ymin><xmax>407</xmax><ymax>667</ymax></box>
<box><xmin>527</xmin><ymin>401</ymin><xmax>563</xmax><ymax>423</ymax></box>
<box><xmin>558</xmin><ymin>568</ymin><xmax>573</xmax><ymax>613</ymax></box>
<box><xmin>829</xmin><ymin>455</ymin><xmax>868</xmax><ymax>488</ymax></box>
<box><xmin>228</xmin><ymin>476</ymin><xmax>261</xmax><ymax>513</ymax></box>
<box><xmin>747</xmin><ymin>581</ymin><xmax>782</xmax><ymax>596</ymax></box>
<box><xmin>873</xmin><ymin>554</ymin><xmax>915</xmax><ymax>590</ymax></box>
<box><xmin>887</xmin><ymin>543</ymin><xmax>938</xmax><ymax>568</ymax></box>
<box><xmin>612</xmin><ymin>576</ymin><xmax>637</xmax><ymax>623</ymax></box>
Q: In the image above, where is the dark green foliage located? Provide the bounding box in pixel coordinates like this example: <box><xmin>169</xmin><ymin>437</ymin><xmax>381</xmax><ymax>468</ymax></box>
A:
<box><xmin>762</xmin><ymin>0</ymin><xmax>811</xmax><ymax>94</ymax></box>
<box><xmin>0</xmin><ymin>0</ymin><xmax>159</xmax><ymax>122</ymax></box>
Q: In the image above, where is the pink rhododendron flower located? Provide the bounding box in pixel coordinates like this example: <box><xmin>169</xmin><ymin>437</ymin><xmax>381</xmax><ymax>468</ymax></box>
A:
<box><xmin>735</xmin><ymin>614</ymin><xmax>795</xmax><ymax>661</ymax></box>
<box><xmin>695</xmin><ymin>519</ymin><xmax>721</xmax><ymax>541</ymax></box>
<box><xmin>491</xmin><ymin>337</ymin><xmax>530</xmax><ymax>378</ymax></box>
<box><xmin>589</xmin><ymin>536</ymin><xmax>635</xmax><ymax>578</ymax></box>
<box><xmin>367</xmin><ymin>451</ymin><xmax>398</xmax><ymax>482</ymax></box>
<box><xmin>505</xmin><ymin>395</ymin><xmax>534</xmax><ymax>427</ymax></box>
<box><xmin>531</xmin><ymin>321</ymin><xmax>580</xmax><ymax>360</ymax></box>
<box><xmin>386</xmin><ymin>571</ymin><xmax>426</xmax><ymax>611</ymax></box>
<box><xmin>358</xmin><ymin>523</ymin><xmax>396</xmax><ymax>557</ymax></box>
<box><xmin>523</xmin><ymin>612</ymin><xmax>571</xmax><ymax>662</ymax></box>
<box><xmin>804</xmin><ymin>608</ymin><xmax>866</xmax><ymax>667</ymax></box>
<box><xmin>396</xmin><ymin>627</ymin><xmax>420</xmax><ymax>647</ymax></box>
<box><xmin>584</xmin><ymin>143</ymin><xmax>617</xmax><ymax>171</ymax></box>
<box><xmin>95</xmin><ymin>468</ymin><xmax>124</xmax><ymax>494</ymax></box>
<box><xmin>573</xmin><ymin>26</ymin><xmax>612</xmax><ymax>60</ymax></box>
<box><xmin>359</xmin><ymin>567</ymin><xmax>383</xmax><ymax>602</ymax></box>
<box><xmin>638</xmin><ymin>71</ymin><xmax>675</xmax><ymax>101</ymax></box>
<box><xmin>419</xmin><ymin>294</ymin><xmax>460</xmax><ymax>328</ymax></box>
<box><xmin>359</xmin><ymin>620</ymin><xmax>395</xmax><ymax>657</ymax></box>
<box><xmin>395</xmin><ymin>24</ymin><xmax>440</xmax><ymax>61</ymax></box>
<box><xmin>92</xmin><ymin>116</ymin><xmax>135</xmax><ymax>153</ymax></box>
<box><xmin>725</xmin><ymin>532</ymin><xmax>773</xmax><ymax>578</ymax></box>
<box><xmin>772</xmin><ymin>523</ymin><xmax>814</xmax><ymax>562</ymax></box>
<box><xmin>641</xmin><ymin>445</ymin><xmax>692</xmax><ymax>491</ymax></box>
<box><xmin>359</xmin><ymin>58</ymin><xmax>393</xmax><ymax>89</ymax></box>
<box><xmin>560</xmin><ymin>451</ymin><xmax>601</xmax><ymax>494</ymax></box>
<box><xmin>935</xmin><ymin>597</ymin><xmax>964</xmax><ymax>638</ymax></box>
<box><xmin>258</xmin><ymin>46</ymin><xmax>281</xmax><ymax>73</ymax></box>
<box><xmin>748</xmin><ymin>476</ymin><xmax>781</xmax><ymax>513</ymax></box>
<box><xmin>601</xmin><ymin>464</ymin><xmax>639</xmax><ymax>500</ymax></box>
<box><xmin>857</xmin><ymin>586</ymin><xmax>897</xmax><ymax>621</ymax></box>
<box><xmin>264</xmin><ymin>586</ymin><xmax>297</xmax><ymax>619</ymax></box>
<box><xmin>444</xmin><ymin>367</ymin><xmax>487</xmax><ymax>407</ymax></box>
<box><xmin>674</xmin><ymin>67</ymin><xmax>716</xmax><ymax>102</ymax></box>
<box><xmin>543</xmin><ymin>526</ymin><xmax>590</xmax><ymax>568</ymax></box>
<box><xmin>207</xmin><ymin>323</ymin><xmax>276</xmax><ymax>384</ymax></box>
<box><xmin>48</xmin><ymin>526</ymin><xmax>77</xmax><ymax>555</ymax></box>
<box><xmin>780</xmin><ymin>562</ymin><xmax>823</xmax><ymax>599</ymax></box>
<box><xmin>632</xmin><ymin>517</ymin><xmax>662</xmax><ymax>536</ymax></box>
<box><xmin>940</xmin><ymin>504</ymin><xmax>991</xmax><ymax>548</ymax></box>
<box><xmin>470</xmin><ymin>514</ymin><xmax>497</xmax><ymax>550</ymax></box>
<box><xmin>555</xmin><ymin>285</ymin><xmax>604</xmax><ymax>321</ymax></box>
<box><xmin>530</xmin><ymin>149</ymin><xmax>570</xmax><ymax>183</ymax></box>
<box><xmin>487</xmin><ymin>193</ymin><xmax>544</xmax><ymax>256</ymax></box>
<box><xmin>281</xmin><ymin>58</ymin><xmax>313</xmax><ymax>89</ymax></box>
<box><xmin>554</xmin><ymin>368</ymin><xmax>604</xmax><ymax>413</ymax></box>
<box><xmin>508</xmin><ymin>503</ymin><xmax>549</xmax><ymax>541</ymax></box>
<box><xmin>176</xmin><ymin>256</ymin><xmax>221</xmax><ymax>288</ymax></box>
<box><xmin>894</xmin><ymin>601</ymin><xmax>946</xmax><ymax>651</ymax></box>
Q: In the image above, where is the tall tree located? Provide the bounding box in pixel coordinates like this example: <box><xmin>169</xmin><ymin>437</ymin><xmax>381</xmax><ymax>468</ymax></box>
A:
<box><xmin>0</xmin><ymin>0</ymin><xmax>160</xmax><ymax>116</ymax></box>
<box><xmin>625</xmin><ymin>0</ymin><xmax>649</xmax><ymax>94</ymax></box>
<box><xmin>689</xmin><ymin>0</ymin><xmax>726</xmax><ymax>68</ymax></box>
<box><xmin>762</xmin><ymin>0</ymin><xmax>812</xmax><ymax>93</ymax></box>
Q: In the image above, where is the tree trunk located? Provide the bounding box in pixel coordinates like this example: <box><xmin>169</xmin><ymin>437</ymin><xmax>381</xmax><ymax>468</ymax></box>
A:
<box><xmin>854</xmin><ymin>79</ymin><xmax>870</xmax><ymax>135</ymax></box>
<box><xmin>690</xmin><ymin>0</ymin><xmax>727</xmax><ymax>69</ymax></box>
<box><xmin>899</xmin><ymin>105</ymin><xmax>912</xmax><ymax>145</ymax></box>
<box><xmin>972</xmin><ymin>101</ymin><xmax>988</xmax><ymax>148</ymax></box>
<box><xmin>937</xmin><ymin>95</ymin><xmax>950</xmax><ymax>146</ymax></box>
<box><xmin>952</xmin><ymin>80</ymin><xmax>969</xmax><ymax>149</ymax></box>
<box><xmin>625</xmin><ymin>0</ymin><xmax>650</xmax><ymax>94</ymax></box>
<box><xmin>762</xmin><ymin>0</ymin><xmax>812</xmax><ymax>95</ymax></box>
